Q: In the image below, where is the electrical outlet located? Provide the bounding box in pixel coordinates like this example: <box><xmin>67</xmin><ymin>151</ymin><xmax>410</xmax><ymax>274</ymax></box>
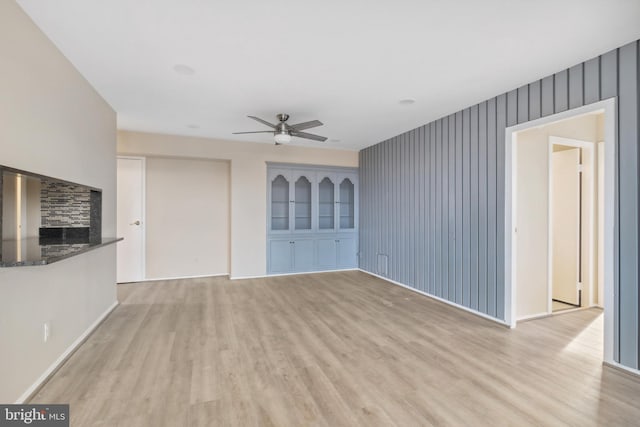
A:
<box><xmin>43</xmin><ymin>322</ymin><xmax>50</xmax><ymax>343</ymax></box>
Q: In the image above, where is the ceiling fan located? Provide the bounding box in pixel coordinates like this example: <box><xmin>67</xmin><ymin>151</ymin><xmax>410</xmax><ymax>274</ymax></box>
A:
<box><xmin>233</xmin><ymin>113</ymin><xmax>327</xmax><ymax>145</ymax></box>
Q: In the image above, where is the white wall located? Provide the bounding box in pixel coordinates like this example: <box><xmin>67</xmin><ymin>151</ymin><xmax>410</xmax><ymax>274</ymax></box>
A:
<box><xmin>0</xmin><ymin>1</ymin><xmax>116</xmax><ymax>403</ymax></box>
<box><xmin>145</xmin><ymin>157</ymin><xmax>230</xmax><ymax>278</ymax></box>
<box><xmin>515</xmin><ymin>113</ymin><xmax>601</xmax><ymax>319</ymax></box>
<box><xmin>118</xmin><ymin>131</ymin><xmax>359</xmax><ymax>278</ymax></box>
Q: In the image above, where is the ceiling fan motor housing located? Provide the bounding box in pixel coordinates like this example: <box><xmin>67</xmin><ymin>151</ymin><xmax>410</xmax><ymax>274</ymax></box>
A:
<box><xmin>277</xmin><ymin>113</ymin><xmax>289</xmax><ymax>122</ymax></box>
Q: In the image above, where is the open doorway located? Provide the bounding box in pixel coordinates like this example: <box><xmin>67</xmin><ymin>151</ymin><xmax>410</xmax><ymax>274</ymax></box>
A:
<box><xmin>512</xmin><ymin>112</ymin><xmax>602</xmax><ymax>319</ymax></box>
<box><xmin>504</xmin><ymin>98</ymin><xmax>616</xmax><ymax>365</ymax></box>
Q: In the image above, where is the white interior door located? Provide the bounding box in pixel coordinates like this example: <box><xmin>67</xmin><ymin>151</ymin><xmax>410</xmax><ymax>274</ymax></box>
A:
<box><xmin>551</xmin><ymin>148</ymin><xmax>581</xmax><ymax>305</ymax></box>
<box><xmin>117</xmin><ymin>157</ymin><xmax>144</xmax><ymax>283</ymax></box>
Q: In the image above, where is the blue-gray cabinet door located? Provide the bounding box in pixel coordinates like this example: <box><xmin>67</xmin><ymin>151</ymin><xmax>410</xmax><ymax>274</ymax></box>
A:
<box><xmin>268</xmin><ymin>169</ymin><xmax>292</xmax><ymax>233</ymax></box>
<box><xmin>336</xmin><ymin>173</ymin><xmax>359</xmax><ymax>231</ymax></box>
<box><xmin>269</xmin><ymin>239</ymin><xmax>293</xmax><ymax>273</ymax></box>
<box><xmin>337</xmin><ymin>237</ymin><xmax>358</xmax><ymax>268</ymax></box>
<box><xmin>316</xmin><ymin>174</ymin><xmax>337</xmax><ymax>232</ymax></box>
<box><xmin>292</xmin><ymin>172</ymin><xmax>314</xmax><ymax>232</ymax></box>
<box><xmin>293</xmin><ymin>239</ymin><xmax>315</xmax><ymax>272</ymax></box>
<box><xmin>316</xmin><ymin>238</ymin><xmax>338</xmax><ymax>269</ymax></box>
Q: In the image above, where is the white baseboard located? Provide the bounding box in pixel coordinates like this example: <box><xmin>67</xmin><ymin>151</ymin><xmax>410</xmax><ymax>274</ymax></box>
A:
<box><xmin>124</xmin><ymin>273</ymin><xmax>229</xmax><ymax>283</ymax></box>
<box><xmin>229</xmin><ymin>274</ymin><xmax>267</xmax><ymax>280</ymax></box>
<box><xmin>518</xmin><ymin>305</ymin><xmax>604</xmax><ymax>323</ymax></box>
<box><xmin>231</xmin><ymin>268</ymin><xmax>358</xmax><ymax>280</ymax></box>
<box><xmin>358</xmin><ymin>269</ymin><xmax>510</xmax><ymax>327</ymax></box>
<box><xmin>16</xmin><ymin>301</ymin><xmax>119</xmax><ymax>404</ymax></box>
<box><xmin>517</xmin><ymin>312</ymin><xmax>552</xmax><ymax>322</ymax></box>
<box><xmin>604</xmin><ymin>360</ymin><xmax>640</xmax><ymax>378</ymax></box>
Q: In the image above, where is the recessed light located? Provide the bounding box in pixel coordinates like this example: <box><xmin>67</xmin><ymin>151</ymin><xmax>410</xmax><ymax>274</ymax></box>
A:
<box><xmin>399</xmin><ymin>98</ymin><xmax>416</xmax><ymax>105</ymax></box>
<box><xmin>187</xmin><ymin>124</ymin><xmax>200</xmax><ymax>129</ymax></box>
<box><xmin>174</xmin><ymin>64</ymin><xmax>195</xmax><ymax>75</ymax></box>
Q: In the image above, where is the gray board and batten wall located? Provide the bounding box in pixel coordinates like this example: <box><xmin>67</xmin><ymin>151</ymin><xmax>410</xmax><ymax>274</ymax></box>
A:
<box><xmin>359</xmin><ymin>40</ymin><xmax>640</xmax><ymax>370</ymax></box>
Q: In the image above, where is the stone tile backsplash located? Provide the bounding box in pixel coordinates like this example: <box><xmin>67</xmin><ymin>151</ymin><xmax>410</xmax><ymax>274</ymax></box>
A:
<box><xmin>41</xmin><ymin>181</ymin><xmax>91</xmax><ymax>227</ymax></box>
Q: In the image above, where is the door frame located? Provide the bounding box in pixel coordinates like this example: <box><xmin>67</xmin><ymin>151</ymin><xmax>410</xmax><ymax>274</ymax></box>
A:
<box><xmin>504</xmin><ymin>98</ymin><xmax>616</xmax><ymax>365</ymax></box>
<box><xmin>117</xmin><ymin>155</ymin><xmax>146</xmax><ymax>282</ymax></box>
<box><xmin>547</xmin><ymin>137</ymin><xmax>595</xmax><ymax>313</ymax></box>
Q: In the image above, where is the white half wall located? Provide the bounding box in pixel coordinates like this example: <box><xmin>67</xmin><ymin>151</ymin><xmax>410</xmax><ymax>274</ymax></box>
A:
<box><xmin>0</xmin><ymin>1</ymin><xmax>116</xmax><ymax>402</ymax></box>
<box><xmin>117</xmin><ymin>131</ymin><xmax>359</xmax><ymax>278</ymax></box>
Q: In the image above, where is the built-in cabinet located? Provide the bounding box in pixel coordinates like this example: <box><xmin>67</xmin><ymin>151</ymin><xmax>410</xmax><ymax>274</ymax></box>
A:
<box><xmin>267</xmin><ymin>163</ymin><xmax>358</xmax><ymax>274</ymax></box>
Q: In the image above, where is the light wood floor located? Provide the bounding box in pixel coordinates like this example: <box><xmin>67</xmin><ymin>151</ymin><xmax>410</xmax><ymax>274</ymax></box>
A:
<box><xmin>552</xmin><ymin>300</ymin><xmax>577</xmax><ymax>312</ymax></box>
<box><xmin>31</xmin><ymin>271</ymin><xmax>640</xmax><ymax>426</ymax></box>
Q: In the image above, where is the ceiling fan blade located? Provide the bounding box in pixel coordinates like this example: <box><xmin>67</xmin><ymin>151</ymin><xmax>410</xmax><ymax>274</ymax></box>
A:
<box><xmin>289</xmin><ymin>120</ymin><xmax>323</xmax><ymax>131</ymax></box>
<box><xmin>291</xmin><ymin>131</ymin><xmax>328</xmax><ymax>142</ymax></box>
<box><xmin>232</xmin><ymin>131</ymin><xmax>274</xmax><ymax>134</ymax></box>
<box><xmin>248</xmin><ymin>115</ymin><xmax>277</xmax><ymax>129</ymax></box>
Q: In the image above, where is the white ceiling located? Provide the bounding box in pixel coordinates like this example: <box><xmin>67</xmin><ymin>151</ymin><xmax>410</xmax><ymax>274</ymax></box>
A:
<box><xmin>16</xmin><ymin>0</ymin><xmax>640</xmax><ymax>151</ymax></box>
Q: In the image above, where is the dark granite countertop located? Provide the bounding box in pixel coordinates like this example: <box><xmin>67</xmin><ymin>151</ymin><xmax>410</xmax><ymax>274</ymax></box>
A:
<box><xmin>0</xmin><ymin>237</ymin><xmax>122</xmax><ymax>267</ymax></box>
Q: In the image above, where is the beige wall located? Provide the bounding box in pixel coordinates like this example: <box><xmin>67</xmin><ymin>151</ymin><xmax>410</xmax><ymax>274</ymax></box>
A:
<box><xmin>516</xmin><ymin>129</ymin><xmax>549</xmax><ymax>318</ymax></box>
<box><xmin>597</xmin><ymin>113</ymin><xmax>605</xmax><ymax>141</ymax></box>
<box><xmin>515</xmin><ymin>113</ymin><xmax>601</xmax><ymax>319</ymax></box>
<box><xmin>146</xmin><ymin>157</ymin><xmax>230</xmax><ymax>278</ymax></box>
<box><xmin>0</xmin><ymin>1</ymin><xmax>116</xmax><ymax>403</ymax></box>
<box><xmin>118</xmin><ymin>131</ymin><xmax>359</xmax><ymax>278</ymax></box>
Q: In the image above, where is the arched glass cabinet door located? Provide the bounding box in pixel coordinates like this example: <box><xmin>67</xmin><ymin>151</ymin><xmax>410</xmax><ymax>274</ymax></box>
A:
<box><xmin>294</xmin><ymin>176</ymin><xmax>312</xmax><ymax>230</ymax></box>
<box><xmin>271</xmin><ymin>174</ymin><xmax>290</xmax><ymax>231</ymax></box>
<box><xmin>339</xmin><ymin>178</ymin><xmax>355</xmax><ymax>229</ymax></box>
<box><xmin>318</xmin><ymin>177</ymin><xmax>335</xmax><ymax>230</ymax></box>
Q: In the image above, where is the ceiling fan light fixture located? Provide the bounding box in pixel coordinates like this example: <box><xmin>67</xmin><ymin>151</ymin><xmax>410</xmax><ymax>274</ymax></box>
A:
<box><xmin>274</xmin><ymin>132</ymin><xmax>292</xmax><ymax>144</ymax></box>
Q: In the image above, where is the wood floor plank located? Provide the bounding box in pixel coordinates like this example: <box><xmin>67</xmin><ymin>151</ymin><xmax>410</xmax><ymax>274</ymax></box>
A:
<box><xmin>29</xmin><ymin>271</ymin><xmax>640</xmax><ymax>426</ymax></box>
